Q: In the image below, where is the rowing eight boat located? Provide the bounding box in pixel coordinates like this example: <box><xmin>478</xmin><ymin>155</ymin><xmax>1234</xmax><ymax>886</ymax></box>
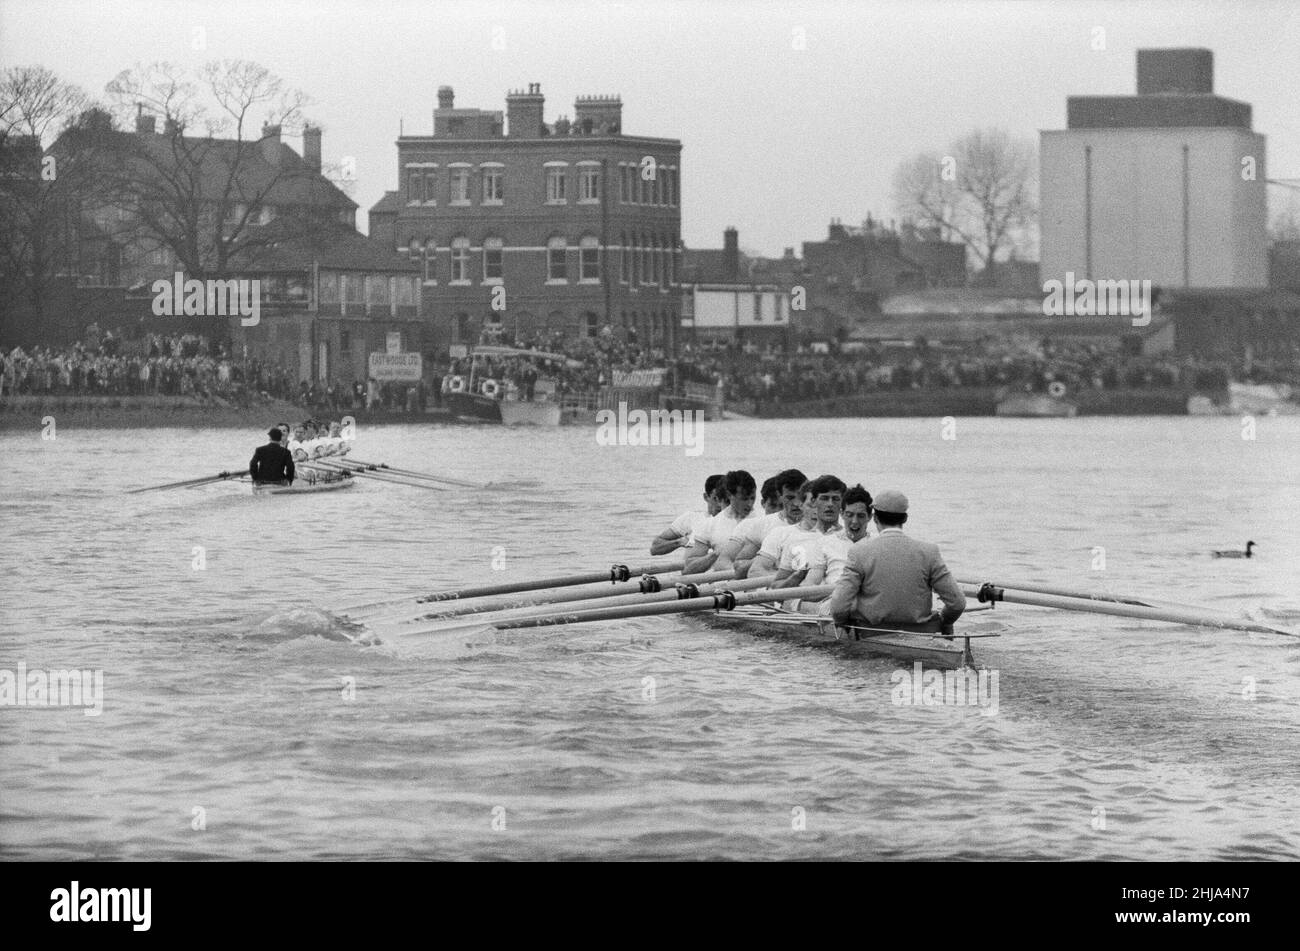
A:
<box><xmin>253</xmin><ymin>476</ymin><xmax>356</xmax><ymax>495</ymax></box>
<box><xmin>704</xmin><ymin>604</ymin><xmax>992</xmax><ymax>669</ymax></box>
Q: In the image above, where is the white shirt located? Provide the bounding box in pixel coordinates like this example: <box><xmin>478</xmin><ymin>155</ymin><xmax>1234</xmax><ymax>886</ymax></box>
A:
<box><xmin>668</xmin><ymin>510</ymin><xmax>709</xmax><ymax>547</ymax></box>
<box><xmin>697</xmin><ymin>508</ymin><xmax>759</xmax><ymax>552</ymax></box>
<box><xmin>809</xmin><ymin>531</ymin><xmax>855</xmax><ymax>586</ymax></box>
<box><xmin>734</xmin><ymin>511</ymin><xmax>789</xmax><ymax>550</ymax></box>
<box><xmin>757</xmin><ymin>521</ymin><xmax>803</xmax><ymax>566</ymax></box>
<box><xmin>777</xmin><ymin>525</ymin><xmax>828</xmax><ymax>572</ymax></box>
<box><xmin>288</xmin><ymin>439</ymin><xmax>309</xmax><ymax>461</ymax></box>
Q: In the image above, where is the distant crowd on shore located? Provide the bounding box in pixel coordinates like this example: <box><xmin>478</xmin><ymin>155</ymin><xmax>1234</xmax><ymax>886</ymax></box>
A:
<box><xmin>1</xmin><ymin>330</ymin><xmax>298</xmax><ymax>406</ymax></box>
<box><xmin>669</xmin><ymin>339</ymin><xmax>1300</xmax><ymax>406</ymax></box>
<box><xmin>5</xmin><ymin>325</ymin><xmax>1295</xmax><ymax>414</ymax></box>
<box><xmin>453</xmin><ymin>329</ymin><xmax>1296</xmax><ymax>407</ymax></box>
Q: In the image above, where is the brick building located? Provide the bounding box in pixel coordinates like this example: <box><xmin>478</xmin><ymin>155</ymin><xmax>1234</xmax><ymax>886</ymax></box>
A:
<box><xmin>369</xmin><ymin>85</ymin><xmax>683</xmax><ymax>353</ymax></box>
<box><xmin>19</xmin><ymin>109</ymin><xmax>421</xmax><ymax>384</ymax></box>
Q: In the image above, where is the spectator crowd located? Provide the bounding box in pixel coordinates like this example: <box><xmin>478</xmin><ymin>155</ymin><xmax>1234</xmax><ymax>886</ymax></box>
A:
<box><xmin>5</xmin><ymin>323</ymin><xmax>1296</xmax><ymax>416</ymax></box>
<box><xmin>1</xmin><ymin>329</ymin><xmax>299</xmax><ymax>407</ymax></box>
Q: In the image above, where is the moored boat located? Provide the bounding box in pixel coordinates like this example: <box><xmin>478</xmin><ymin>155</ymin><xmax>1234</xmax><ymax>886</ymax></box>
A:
<box><xmin>1187</xmin><ymin>381</ymin><xmax>1300</xmax><ymax>416</ymax></box>
<box><xmin>443</xmin><ymin>345</ymin><xmax>577</xmax><ymax>426</ymax></box>
<box><xmin>995</xmin><ymin>393</ymin><xmax>1079</xmax><ymax>418</ymax></box>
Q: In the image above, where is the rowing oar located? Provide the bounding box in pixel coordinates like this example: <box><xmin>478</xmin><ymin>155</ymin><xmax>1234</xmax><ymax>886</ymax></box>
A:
<box><xmin>345</xmin><ymin>459</ymin><xmax>478</xmax><ymax>488</ymax></box>
<box><xmin>956</xmin><ymin>578</ymin><xmax>1154</xmax><ymax>607</ymax></box>
<box><xmin>372</xmin><ymin>567</ymin><xmax>741</xmax><ymax>624</ymax></box>
<box><xmin>399</xmin><ymin>584</ymin><xmax>837</xmax><ymax>636</ymax></box>
<box><xmin>128</xmin><ymin>470</ymin><xmax>243</xmax><ymax>493</ymax></box>
<box><xmin>961</xmin><ymin>582</ymin><xmax>1297</xmax><ymax>637</ymax></box>
<box><xmin>337</xmin><ymin>560</ymin><xmax>687</xmax><ymax>616</ymax></box>
<box><xmin>399</xmin><ymin>574</ymin><xmax>779</xmax><ymax>638</ymax></box>
<box><xmin>307</xmin><ymin>461</ymin><xmax>444</xmax><ymax>490</ymax></box>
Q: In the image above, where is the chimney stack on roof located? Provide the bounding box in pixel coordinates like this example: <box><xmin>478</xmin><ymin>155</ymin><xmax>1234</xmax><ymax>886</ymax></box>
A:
<box><xmin>506</xmin><ymin>83</ymin><xmax>545</xmax><ymax>139</ymax></box>
<box><xmin>261</xmin><ymin>122</ymin><xmax>282</xmax><ymax>166</ymax></box>
<box><xmin>437</xmin><ymin>85</ymin><xmax>455</xmax><ymax>110</ymax></box>
<box><xmin>574</xmin><ymin>94</ymin><xmax>622</xmax><ymax>135</ymax></box>
<box><xmin>723</xmin><ymin>227</ymin><xmax>739</xmax><ymax>281</ymax></box>
<box><xmin>303</xmin><ymin>124</ymin><xmax>322</xmax><ymax>172</ymax></box>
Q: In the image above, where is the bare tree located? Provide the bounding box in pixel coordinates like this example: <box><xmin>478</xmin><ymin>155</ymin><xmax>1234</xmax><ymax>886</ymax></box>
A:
<box><xmin>0</xmin><ymin>66</ymin><xmax>91</xmax><ymax>342</ymax></box>
<box><xmin>892</xmin><ymin>128</ymin><xmax>1037</xmax><ymax>284</ymax></box>
<box><xmin>86</xmin><ymin>59</ymin><xmax>322</xmax><ymax>282</ymax></box>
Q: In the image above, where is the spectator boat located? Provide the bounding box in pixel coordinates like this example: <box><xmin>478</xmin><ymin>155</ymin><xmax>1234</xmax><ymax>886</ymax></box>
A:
<box><xmin>1187</xmin><ymin>381</ymin><xmax>1300</xmax><ymax>416</ymax></box>
<box><xmin>995</xmin><ymin>388</ymin><xmax>1079</xmax><ymax>418</ymax></box>
<box><xmin>443</xmin><ymin>346</ymin><xmax>573</xmax><ymax>426</ymax></box>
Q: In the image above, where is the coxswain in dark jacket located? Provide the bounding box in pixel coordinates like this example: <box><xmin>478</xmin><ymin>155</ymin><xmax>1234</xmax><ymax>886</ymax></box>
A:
<box><xmin>250</xmin><ymin>428</ymin><xmax>296</xmax><ymax>485</ymax></box>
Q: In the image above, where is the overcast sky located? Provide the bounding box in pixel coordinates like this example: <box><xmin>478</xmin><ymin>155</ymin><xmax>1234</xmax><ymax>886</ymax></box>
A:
<box><xmin>4</xmin><ymin>0</ymin><xmax>1297</xmax><ymax>256</ymax></box>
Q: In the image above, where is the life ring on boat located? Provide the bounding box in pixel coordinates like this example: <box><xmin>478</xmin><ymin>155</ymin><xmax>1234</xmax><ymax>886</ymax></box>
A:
<box><xmin>448</xmin><ymin>375</ymin><xmax>466</xmax><ymax>393</ymax></box>
<box><xmin>480</xmin><ymin>378</ymin><xmax>500</xmax><ymax>398</ymax></box>
<box><xmin>1048</xmin><ymin>381</ymin><xmax>1067</xmax><ymax>399</ymax></box>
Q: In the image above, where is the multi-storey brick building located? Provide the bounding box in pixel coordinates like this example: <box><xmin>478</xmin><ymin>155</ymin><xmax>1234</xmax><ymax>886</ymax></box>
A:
<box><xmin>369</xmin><ymin>85</ymin><xmax>682</xmax><ymax>353</ymax></box>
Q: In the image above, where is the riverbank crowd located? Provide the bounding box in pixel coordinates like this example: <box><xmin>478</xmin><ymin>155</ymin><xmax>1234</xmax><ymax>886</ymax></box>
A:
<box><xmin>1</xmin><ymin>333</ymin><xmax>298</xmax><ymax>406</ymax></box>
<box><xmin>5</xmin><ymin>327</ymin><xmax>1294</xmax><ymax>414</ymax></box>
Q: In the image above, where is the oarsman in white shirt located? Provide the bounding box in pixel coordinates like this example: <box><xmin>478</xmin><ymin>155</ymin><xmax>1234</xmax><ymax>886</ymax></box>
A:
<box><xmin>751</xmin><ymin>478</ymin><xmax>814</xmax><ymax>578</ymax></box>
<box><xmin>798</xmin><ymin>484</ymin><xmax>873</xmax><ymax>615</ymax></box>
<box><xmin>684</xmin><ymin>470</ymin><xmax>759</xmax><ymax>574</ymax></box>
<box><xmin>288</xmin><ymin>424</ymin><xmax>312</xmax><ymax>463</ymax></box>
<box><xmin>651</xmin><ymin>474</ymin><xmax>727</xmax><ymax>556</ymax></box>
<box><xmin>327</xmin><ymin>421</ymin><xmax>351</xmax><ymax>455</ymax></box>
<box><xmin>717</xmin><ymin>469</ymin><xmax>807</xmax><ymax>577</ymax></box>
<box><xmin>773</xmin><ymin>475</ymin><xmax>846</xmax><ymax>589</ymax></box>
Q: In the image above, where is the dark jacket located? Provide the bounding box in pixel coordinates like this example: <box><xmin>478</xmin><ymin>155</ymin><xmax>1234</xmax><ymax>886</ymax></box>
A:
<box><xmin>250</xmin><ymin>442</ymin><xmax>295</xmax><ymax>484</ymax></box>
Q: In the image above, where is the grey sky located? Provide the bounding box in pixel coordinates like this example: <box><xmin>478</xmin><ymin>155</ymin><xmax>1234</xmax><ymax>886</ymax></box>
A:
<box><xmin>4</xmin><ymin>0</ymin><xmax>1296</xmax><ymax>256</ymax></box>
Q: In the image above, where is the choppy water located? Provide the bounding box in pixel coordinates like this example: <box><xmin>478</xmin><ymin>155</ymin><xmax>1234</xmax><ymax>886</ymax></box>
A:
<box><xmin>1</xmin><ymin>416</ymin><xmax>1298</xmax><ymax>860</ymax></box>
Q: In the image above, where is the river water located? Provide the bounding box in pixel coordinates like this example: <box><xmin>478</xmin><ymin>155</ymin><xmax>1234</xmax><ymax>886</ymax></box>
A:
<box><xmin>1</xmin><ymin>416</ymin><xmax>1297</xmax><ymax>860</ymax></box>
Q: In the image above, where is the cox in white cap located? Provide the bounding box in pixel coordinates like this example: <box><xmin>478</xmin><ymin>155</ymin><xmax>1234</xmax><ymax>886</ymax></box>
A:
<box><xmin>872</xmin><ymin>489</ymin><xmax>908</xmax><ymax>515</ymax></box>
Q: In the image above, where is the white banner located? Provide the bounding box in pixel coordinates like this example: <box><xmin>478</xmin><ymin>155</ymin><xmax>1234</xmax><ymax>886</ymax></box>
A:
<box><xmin>369</xmin><ymin>352</ymin><xmax>422</xmax><ymax>381</ymax></box>
<box><xmin>612</xmin><ymin>368</ymin><xmax>667</xmax><ymax>388</ymax></box>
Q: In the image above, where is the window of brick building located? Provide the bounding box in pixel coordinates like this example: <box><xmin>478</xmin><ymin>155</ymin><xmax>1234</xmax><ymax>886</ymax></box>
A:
<box><xmin>418</xmin><ymin>241</ymin><xmax>436</xmax><ymax>284</ymax></box>
<box><xmin>483</xmin><ymin>236</ymin><xmax>504</xmax><ymax>282</ymax></box>
<box><xmin>451</xmin><ymin>236</ymin><xmax>470</xmax><ymax>283</ymax></box>
<box><xmin>545</xmin><ymin>163</ymin><xmax>568</xmax><ymax>203</ymax></box>
<box><xmin>450</xmin><ymin>165</ymin><xmax>471</xmax><ymax>204</ymax></box>
<box><xmin>580</xmin><ymin>236</ymin><xmax>600</xmax><ymax>282</ymax></box>
<box><xmin>620</xmin><ymin>233</ymin><xmax>629</xmax><ymax>284</ymax></box>
<box><xmin>547</xmin><ymin>236</ymin><xmax>567</xmax><ymax>282</ymax></box>
<box><xmin>319</xmin><ymin>271</ymin><xmax>339</xmax><ymax>304</ymax></box>
<box><xmin>481</xmin><ymin>164</ymin><xmax>504</xmax><ymax>204</ymax></box>
<box><xmin>578</xmin><ymin>163</ymin><xmax>600</xmax><ymax>202</ymax></box>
